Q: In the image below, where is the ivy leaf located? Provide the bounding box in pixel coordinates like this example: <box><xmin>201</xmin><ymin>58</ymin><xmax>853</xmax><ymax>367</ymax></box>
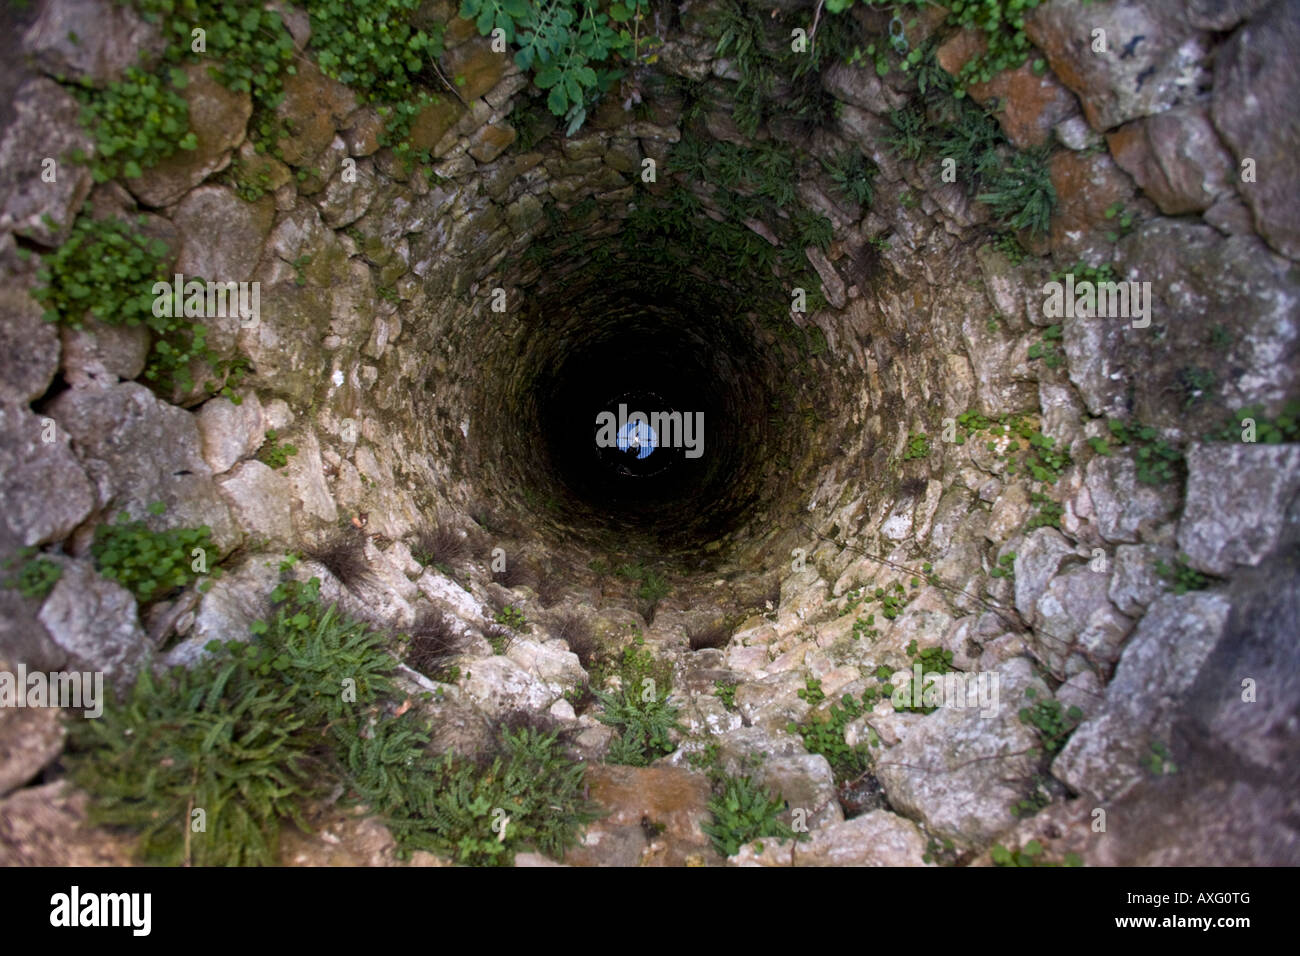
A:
<box><xmin>534</xmin><ymin>65</ymin><xmax>562</xmax><ymax>89</ymax></box>
<box><xmin>546</xmin><ymin>84</ymin><xmax>568</xmax><ymax>116</ymax></box>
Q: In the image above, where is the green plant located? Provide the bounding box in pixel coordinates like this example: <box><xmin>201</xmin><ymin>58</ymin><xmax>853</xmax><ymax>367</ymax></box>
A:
<box><xmin>787</xmin><ymin>691</ymin><xmax>874</xmax><ymax>782</ymax></box>
<box><xmin>1106</xmin><ymin>419</ymin><xmax>1184</xmax><ymax>485</ymax></box>
<box><xmin>903</xmin><ymin>431</ymin><xmax>931</xmax><ymax>461</ymax></box>
<box><xmin>990</xmin><ymin>551</ymin><xmax>1016</xmax><ymax>580</ymax></box>
<box><xmin>1176</xmin><ymin>365</ymin><xmax>1216</xmax><ymax>409</ymax></box>
<box><xmin>1207</xmin><ymin>401</ymin><xmax>1300</xmax><ymax>444</ymax></box>
<box><xmin>90</xmin><ymin>512</ymin><xmax>217</xmax><ymax>604</ymax></box>
<box><xmin>123</xmin><ymin>0</ymin><xmax>297</xmax><ymax>153</ymax></box>
<box><xmin>797</xmin><ymin>677</ymin><xmax>826</xmax><ymax>705</ymax></box>
<box><xmin>637</xmin><ymin>570</ymin><xmax>672</xmax><ymax>605</ymax></box>
<box><xmin>1025</xmin><ymin>492</ymin><xmax>1064</xmax><ymax>531</ymax></box>
<box><xmin>1027</xmin><ymin>324</ymin><xmax>1065</xmax><ymax>369</ymax></box>
<box><xmin>1102</xmin><ymin>200</ymin><xmax>1136</xmax><ymax>241</ymax></box>
<box><xmin>991</xmin><ymin>840</ymin><xmax>1081</xmax><ymax>867</ymax></box>
<box><xmin>977</xmin><ymin>144</ymin><xmax>1056</xmax><ymax>236</ymax></box>
<box><xmin>460</xmin><ymin>0</ymin><xmax>650</xmax><ymax>134</ymax></box>
<box><xmin>2</xmin><ymin>549</ymin><xmax>62</xmax><ymax>599</ymax></box>
<box><xmin>715</xmin><ymin>680</ymin><xmax>737</xmax><ymax>710</ymax></box>
<box><xmin>74</xmin><ymin>66</ymin><xmax>196</xmax><ymax>182</ymax></box>
<box><xmin>494</xmin><ymin>605</ymin><xmax>529</xmax><ymax>632</ymax></box>
<box><xmin>886</xmin><ymin>106</ymin><xmax>928</xmax><ymax>161</ymax></box>
<box><xmin>1154</xmin><ymin>554</ymin><xmax>1216</xmax><ymax>595</ymax></box>
<box><xmin>1018</xmin><ymin>688</ymin><xmax>1083</xmax><ymax>755</ymax></box>
<box><xmin>594</xmin><ymin>685</ymin><xmax>681</xmax><ymax>766</ymax></box>
<box><xmin>701</xmin><ymin>773</ymin><xmax>796</xmax><ymax>857</ymax></box>
<box><xmin>258</xmin><ymin>429</ymin><xmax>298</xmax><ymax>469</ymax></box>
<box><xmin>70</xmin><ymin>571</ymin><xmax>597</xmax><ymax>865</ymax></box>
<box><xmin>1144</xmin><ymin>739</ymin><xmax>1178</xmax><ymax>776</ymax></box>
<box><xmin>33</xmin><ymin>210</ymin><xmax>233</xmax><ymax>395</ymax></box>
<box><xmin>823</xmin><ymin>150</ymin><xmax>877</xmax><ymax>206</ymax></box>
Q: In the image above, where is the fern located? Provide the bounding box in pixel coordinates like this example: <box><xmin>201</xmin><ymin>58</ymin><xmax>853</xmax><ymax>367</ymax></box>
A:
<box><xmin>594</xmin><ymin>686</ymin><xmax>681</xmax><ymax>766</ymax></box>
<box><xmin>702</xmin><ymin>773</ymin><xmax>797</xmax><ymax>857</ymax></box>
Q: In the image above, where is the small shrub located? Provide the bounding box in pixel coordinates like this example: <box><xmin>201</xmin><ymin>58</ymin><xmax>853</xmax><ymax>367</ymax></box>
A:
<box><xmin>306</xmin><ymin>530</ymin><xmax>374</xmax><ymax>590</ymax></box>
<box><xmin>702</xmin><ymin>773</ymin><xmax>797</xmax><ymax>858</ymax></box>
<box><xmin>90</xmin><ymin>512</ymin><xmax>216</xmax><ymax>604</ymax></box>
<box><xmin>410</xmin><ymin>525</ymin><xmax>468</xmax><ymax>569</ymax></box>
<box><xmin>2</xmin><ymin>549</ymin><xmax>63</xmax><ymax>599</ymax></box>
<box><xmin>594</xmin><ymin>685</ymin><xmax>681</xmax><ymax>767</ymax></box>
<box><xmin>257</xmin><ymin>429</ymin><xmax>298</xmax><ymax>469</ymax></box>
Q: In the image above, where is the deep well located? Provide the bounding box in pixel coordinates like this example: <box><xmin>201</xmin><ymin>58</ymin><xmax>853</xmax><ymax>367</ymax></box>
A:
<box><xmin>0</xmin><ymin>0</ymin><xmax>1298</xmax><ymax>868</ymax></box>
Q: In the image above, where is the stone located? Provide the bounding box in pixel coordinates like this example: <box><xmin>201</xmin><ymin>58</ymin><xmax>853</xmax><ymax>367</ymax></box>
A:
<box><xmin>1187</xmin><ymin>0</ymin><xmax>1273</xmax><ymax>29</ymax></box>
<box><xmin>47</xmin><ymin>382</ymin><xmax>240</xmax><ymax>552</ymax></box>
<box><xmin>0</xmin><ymin>79</ymin><xmax>94</xmax><ymax>246</ymax></box>
<box><xmin>936</xmin><ymin>33</ymin><xmax>1077</xmax><ymax>148</ymax></box>
<box><xmin>1084</xmin><ymin>456</ymin><xmax>1180</xmax><ymax>544</ymax></box>
<box><xmin>564</xmin><ymin>764</ymin><xmax>722</xmax><ymax>867</ymax></box>
<box><xmin>733</xmin><ymin>670</ymin><xmax>810</xmax><ymax>732</ymax></box>
<box><xmin>467</xmin><ymin>123</ymin><xmax>517</xmax><ymax>164</ymax></box>
<box><xmin>0</xmin><ymin>280</ymin><xmax>60</xmax><ymax>404</ymax></box>
<box><xmin>59</xmin><ymin>316</ymin><xmax>150</xmax><ymax>390</ymax></box>
<box><xmin>0</xmin><ymin>782</ymin><xmax>134</xmax><ymax>866</ymax></box>
<box><xmin>751</xmin><ymin>753</ymin><xmax>843</xmax><ymax>829</ymax></box>
<box><xmin>876</xmin><ymin>657</ymin><xmax>1049</xmax><ymax>847</ymax></box>
<box><xmin>196</xmin><ymin>393</ymin><xmax>265</xmax><ymax>474</ymax></box>
<box><xmin>37</xmin><ymin>559</ymin><xmax>147</xmax><ymax>687</ymax></box>
<box><xmin>461</xmin><ymin>654</ymin><xmax>556</xmax><ymax>716</ymax></box>
<box><xmin>161</xmin><ymin>553</ymin><xmax>284</xmax><ymax>668</ymax></box>
<box><xmin>22</xmin><ymin>0</ymin><xmax>164</xmax><ymax>85</ymax></box>
<box><xmin>504</xmin><ymin>638</ymin><xmax>586</xmax><ymax>694</ymax></box>
<box><xmin>1026</xmin><ymin>0</ymin><xmax>1210</xmax><ymax>132</ymax></box>
<box><xmin>0</xmin><ymin>694</ymin><xmax>66</xmax><ymax>797</ymax></box>
<box><xmin>274</xmin><ymin>61</ymin><xmax>357</xmax><ymax>168</ymax></box>
<box><xmin>0</xmin><ymin>401</ymin><xmax>95</xmax><ymax>547</ymax></box>
<box><xmin>316</xmin><ymin>157</ymin><xmax>376</xmax><ymax>228</ymax></box>
<box><xmin>1211</xmin><ymin>0</ymin><xmax>1300</xmax><ymax>260</ymax></box>
<box><xmin>127</xmin><ymin>62</ymin><xmax>251</xmax><ymax>208</ymax></box>
<box><xmin>1108</xmin><ymin>543</ymin><xmax>1173</xmax><ymax>617</ymax></box>
<box><xmin>216</xmin><ymin>461</ymin><xmax>294</xmax><ymax>545</ymax></box>
<box><xmin>1033</xmin><ymin>565</ymin><xmax>1133</xmax><ymax>677</ymax></box>
<box><xmin>1013</xmin><ymin>527</ymin><xmax>1078</xmax><ymax>624</ymax></box>
<box><xmin>172</xmin><ymin>186</ymin><xmax>275</xmax><ymax>284</ymax></box>
<box><xmin>732</xmin><ymin>810</ymin><xmax>928</xmax><ymax>866</ymax></box>
<box><xmin>821</xmin><ymin>61</ymin><xmax>907</xmax><ymax>115</ymax></box>
<box><xmin>1053</xmin><ymin>592</ymin><xmax>1232</xmax><ymax>801</ymax></box>
<box><xmin>1047</xmin><ymin>149</ymin><xmax>1136</xmax><ymax>257</ymax></box>
<box><xmin>1105</xmin><ymin>107</ymin><xmax>1235</xmax><ymax>215</ymax></box>
<box><xmin>409</xmin><ymin>97</ymin><xmax>463</xmax><ymax>153</ymax></box>
<box><xmin>1178</xmin><ymin>443</ymin><xmax>1300</xmax><ymax>575</ymax></box>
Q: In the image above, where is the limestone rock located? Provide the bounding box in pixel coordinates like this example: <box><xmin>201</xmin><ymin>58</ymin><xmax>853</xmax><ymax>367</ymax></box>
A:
<box><xmin>1211</xmin><ymin>0</ymin><xmax>1300</xmax><ymax>260</ymax></box>
<box><xmin>216</xmin><ymin>461</ymin><xmax>294</xmax><ymax>545</ymax></box>
<box><xmin>1084</xmin><ymin>455</ymin><xmax>1180</xmax><ymax>544</ymax></box>
<box><xmin>172</xmin><ymin>186</ymin><xmax>275</xmax><ymax>284</ymax></box>
<box><xmin>59</xmin><ymin>316</ymin><xmax>150</xmax><ymax>390</ymax></box>
<box><xmin>1026</xmin><ymin>0</ymin><xmax>1210</xmax><ymax>132</ymax></box>
<box><xmin>877</xmin><ymin>657</ymin><xmax>1049</xmax><ymax>847</ymax></box>
<box><xmin>0</xmin><ymin>279</ymin><xmax>60</xmax><ymax>404</ymax></box>
<box><xmin>564</xmin><ymin>764</ymin><xmax>722</xmax><ymax>867</ymax></box>
<box><xmin>196</xmin><ymin>393</ymin><xmax>265</xmax><ymax>474</ymax></box>
<box><xmin>461</xmin><ymin>654</ymin><xmax>556</xmax><ymax>716</ymax></box>
<box><xmin>274</xmin><ymin>61</ymin><xmax>357</xmax><ymax>168</ymax></box>
<box><xmin>0</xmin><ymin>78</ymin><xmax>94</xmax><ymax>246</ymax></box>
<box><xmin>0</xmin><ymin>695</ymin><xmax>66</xmax><ymax>797</ymax></box>
<box><xmin>127</xmin><ymin>62</ymin><xmax>251</xmax><ymax>208</ymax></box>
<box><xmin>1053</xmin><ymin>592</ymin><xmax>1232</xmax><ymax>801</ymax></box>
<box><xmin>0</xmin><ymin>782</ymin><xmax>135</xmax><ymax>866</ymax></box>
<box><xmin>47</xmin><ymin>382</ymin><xmax>240</xmax><ymax>552</ymax></box>
<box><xmin>1178</xmin><ymin>443</ymin><xmax>1300</xmax><ymax>575</ymax></box>
<box><xmin>1013</xmin><ymin>527</ymin><xmax>1078</xmax><ymax>625</ymax></box>
<box><xmin>1105</xmin><ymin>107</ymin><xmax>1235</xmax><ymax>215</ymax></box>
<box><xmin>1033</xmin><ymin>565</ymin><xmax>1132</xmax><ymax>677</ymax></box>
<box><xmin>22</xmin><ymin>0</ymin><xmax>163</xmax><ymax>85</ymax></box>
<box><xmin>732</xmin><ymin>810</ymin><xmax>928</xmax><ymax>866</ymax></box>
<box><xmin>38</xmin><ymin>559</ymin><xmax>147</xmax><ymax>687</ymax></box>
<box><xmin>0</xmin><ymin>401</ymin><xmax>95</xmax><ymax>547</ymax></box>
